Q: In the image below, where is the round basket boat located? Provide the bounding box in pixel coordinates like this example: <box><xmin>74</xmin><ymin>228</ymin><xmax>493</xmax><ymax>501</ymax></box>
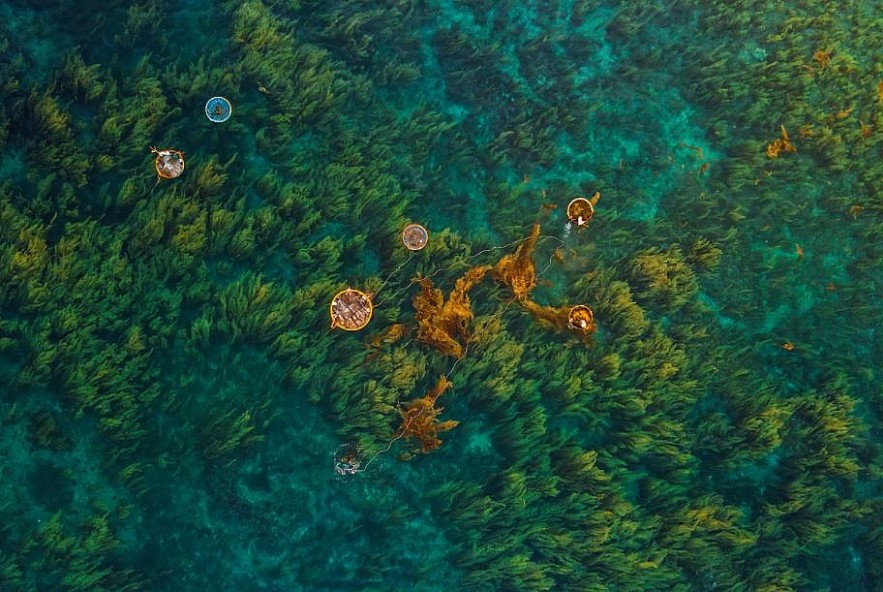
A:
<box><xmin>205</xmin><ymin>96</ymin><xmax>232</xmax><ymax>123</ymax></box>
<box><xmin>567</xmin><ymin>305</ymin><xmax>595</xmax><ymax>333</ymax></box>
<box><xmin>566</xmin><ymin>197</ymin><xmax>595</xmax><ymax>227</ymax></box>
<box><xmin>402</xmin><ymin>223</ymin><xmax>429</xmax><ymax>251</ymax></box>
<box><xmin>329</xmin><ymin>288</ymin><xmax>374</xmax><ymax>331</ymax></box>
<box><xmin>151</xmin><ymin>148</ymin><xmax>185</xmax><ymax>179</ymax></box>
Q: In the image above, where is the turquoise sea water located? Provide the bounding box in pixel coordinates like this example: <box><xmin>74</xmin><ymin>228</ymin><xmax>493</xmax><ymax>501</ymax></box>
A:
<box><xmin>1</xmin><ymin>1</ymin><xmax>881</xmax><ymax>590</ymax></box>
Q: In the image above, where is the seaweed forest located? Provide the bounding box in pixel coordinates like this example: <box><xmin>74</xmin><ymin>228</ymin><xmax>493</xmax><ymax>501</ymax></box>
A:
<box><xmin>0</xmin><ymin>0</ymin><xmax>881</xmax><ymax>590</ymax></box>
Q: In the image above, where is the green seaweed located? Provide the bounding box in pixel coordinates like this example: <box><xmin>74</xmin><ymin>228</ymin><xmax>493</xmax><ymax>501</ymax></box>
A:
<box><xmin>0</xmin><ymin>0</ymin><xmax>880</xmax><ymax>589</ymax></box>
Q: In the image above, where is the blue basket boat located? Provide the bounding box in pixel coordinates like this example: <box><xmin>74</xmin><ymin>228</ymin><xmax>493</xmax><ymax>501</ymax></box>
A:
<box><xmin>205</xmin><ymin>96</ymin><xmax>232</xmax><ymax>123</ymax></box>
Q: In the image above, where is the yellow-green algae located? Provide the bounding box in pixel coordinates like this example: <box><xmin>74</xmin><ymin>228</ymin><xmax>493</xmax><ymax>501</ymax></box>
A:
<box><xmin>0</xmin><ymin>0</ymin><xmax>881</xmax><ymax>590</ymax></box>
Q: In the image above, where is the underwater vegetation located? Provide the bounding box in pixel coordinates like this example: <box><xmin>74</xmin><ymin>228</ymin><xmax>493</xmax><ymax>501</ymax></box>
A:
<box><xmin>0</xmin><ymin>0</ymin><xmax>881</xmax><ymax>590</ymax></box>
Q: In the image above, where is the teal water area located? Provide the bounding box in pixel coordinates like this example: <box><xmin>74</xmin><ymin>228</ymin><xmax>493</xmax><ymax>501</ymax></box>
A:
<box><xmin>1</xmin><ymin>1</ymin><xmax>881</xmax><ymax>590</ymax></box>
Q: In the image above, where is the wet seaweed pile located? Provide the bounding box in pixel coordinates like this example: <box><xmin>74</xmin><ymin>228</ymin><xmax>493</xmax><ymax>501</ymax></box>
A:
<box><xmin>0</xmin><ymin>0</ymin><xmax>881</xmax><ymax>590</ymax></box>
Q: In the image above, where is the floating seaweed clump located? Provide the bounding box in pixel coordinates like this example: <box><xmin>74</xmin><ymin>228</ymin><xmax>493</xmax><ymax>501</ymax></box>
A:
<box><xmin>395</xmin><ymin>375</ymin><xmax>459</xmax><ymax>457</ymax></box>
<box><xmin>490</xmin><ymin>222</ymin><xmax>540</xmax><ymax>301</ymax></box>
<box><xmin>413</xmin><ymin>265</ymin><xmax>491</xmax><ymax>358</ymax></box>
<box><xmin>522</xmin><ymin>300</ymin><xmax>597</xmax><ymax>339</ymax></box>
<box><xmin>767</xmin><ymin>124</ymin><xmax>797</xmax><ymax>158</ymax></box>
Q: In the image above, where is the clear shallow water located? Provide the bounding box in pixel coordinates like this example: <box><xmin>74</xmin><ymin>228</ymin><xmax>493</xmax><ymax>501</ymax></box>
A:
<box><xmin>1</xmin><ymin>1</ymin><xmax>881</xmax><ymax>590</ymax></box>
